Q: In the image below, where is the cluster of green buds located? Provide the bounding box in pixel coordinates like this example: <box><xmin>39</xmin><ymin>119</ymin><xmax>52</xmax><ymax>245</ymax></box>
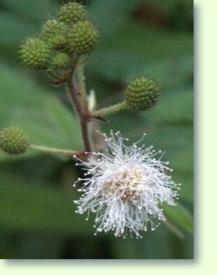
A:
<box><xmin>20</xmin><ymin>2</ymin><xmax>99</xmax><ymax>80</ymax></box>
<box><xmin>4</xmin><ymin>1</ymin><xmax>162</xmax><ymax>158</ymax></box>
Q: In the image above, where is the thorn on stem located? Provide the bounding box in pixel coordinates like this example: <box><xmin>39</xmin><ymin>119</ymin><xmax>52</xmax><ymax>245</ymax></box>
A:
<box><xmin>85</xmin><ymin>113</ymin><xmax>108</xmax><ymax>122</ymax></box>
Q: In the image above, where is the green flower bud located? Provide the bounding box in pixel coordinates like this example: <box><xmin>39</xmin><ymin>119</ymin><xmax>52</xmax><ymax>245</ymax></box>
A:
<box><xmin>125</xmin><ymin>77</ymin><xmax>160</xmax><ymax>111</ymax></box>
<box><xmin>41</xmin><ymin>19</ymin><xmax>67</xmax><ymax>49</ymax></box>
<box><xmin>0</xmin><ymin>127</ymin><xmax>29</xmax><ymax>155</ymax></box>
<box><xmin>20</xmin><ymin>38</ymin><xmax>51</xmax><ymax>69</ymax></box>
<box><xmin>58</xmin><ymin>2</ymin><xmax>87</xmax><ymax>24</ymax></box>
<box><xmin>50</xmin><ymin>52</ymin><xmax>71</xmax><ymax>71</ymax></box>
<box><xmin>66</xmin><ymin>20</ymin><xmax>98</xmax><ymax>55</ymax></box>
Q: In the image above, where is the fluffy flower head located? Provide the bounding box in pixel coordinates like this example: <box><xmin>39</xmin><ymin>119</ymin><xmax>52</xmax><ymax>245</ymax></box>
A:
<box><xmin>74</xmin><ymin>132</ymin><xmax>180</xmax><ymax>238</ymax></box>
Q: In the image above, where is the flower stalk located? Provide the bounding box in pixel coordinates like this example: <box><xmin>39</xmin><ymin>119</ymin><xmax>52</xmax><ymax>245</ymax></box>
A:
<box><xmin>92</xmin><ymin>101</ymin><xmax>128</xmax><ymax>117</ymax></box>
<box><xmin>30</xmin><ymin>144</ymin><xmax>87</xmax><ymax>158</ymax></box>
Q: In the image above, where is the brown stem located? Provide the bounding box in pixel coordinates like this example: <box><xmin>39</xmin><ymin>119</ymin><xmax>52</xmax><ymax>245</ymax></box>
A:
<box><xmin>77</xmin><ymin>63</ymin><xmax>88</xmax><ymax>111</ymax></box>
<box><xmin>67</xmin><ymin>71</ymin><xmax>92</xmax><ymax>152</ymax></box>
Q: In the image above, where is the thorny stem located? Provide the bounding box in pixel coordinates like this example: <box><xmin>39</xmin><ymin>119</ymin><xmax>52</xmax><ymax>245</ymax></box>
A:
<box><xmin>77</xmin><ymin>63</ymin><xmax>88</xmax><ymax>110</ymax></box>
<box><xmin>30</xmin><ymin>144</ymin><xmax>85</xmax><ymax>158</ymax></box>
<box><xmin>67</xmin><ymin>68</ymin><xmax>92</xmax><ymax>152</ymax></box>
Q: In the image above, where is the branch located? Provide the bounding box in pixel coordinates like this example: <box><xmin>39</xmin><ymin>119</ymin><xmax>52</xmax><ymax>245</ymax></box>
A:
<box><xmin>76</xmin><ymin>63</ymin><xmax>88</xmax><ymax>110</ymax></box>
<box><xmin>92</xmin><ymin>101</ymin><xmax>127</xmax><ymax>118</ymax></box>
<box><xmin>67</xmin><ymin>70</ymin><xmax>92</xmax><ymax>152</ymax></box>
<box><xmin>30</xmin><ymin>144</ymin><xmax>87</xmax><ymax>158</ymax></box>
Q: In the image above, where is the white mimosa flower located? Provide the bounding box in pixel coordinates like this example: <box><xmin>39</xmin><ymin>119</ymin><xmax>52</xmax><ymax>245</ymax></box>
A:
<box><xmin>74</xmin><ymin>131</ymin><xmax>180</xmax><ymax>238</ymax></box>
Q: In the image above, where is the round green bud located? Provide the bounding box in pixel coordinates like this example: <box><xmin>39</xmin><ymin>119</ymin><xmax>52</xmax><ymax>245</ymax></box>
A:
<box><xmin>20</xmin><ymin>38</ymin><xmax>51</xmax><ymax>69</ymax></box>
<box><xmin>66</xmin><ymin>20</ymin><xmax>98</xmax><ymax>55</ymax></box>
<box><xmin>58</xmin><ymin>2</ymin><xmax>87</xmax><ymax>24</ymax></box>
<box><xmin>50</xmin><ymin>52</ymin><xmax>71</xmax><ymax>71</ymax></box>
<box><xmin>125</xmin><ymin>77</ymin><xmax>160</xmax><ymax>111</ymax></box>
<box><xmin>0</xmin><ymin>127</ymin><xmax>29</xmax><ymax>155</ymax></box>
<box><xmin>42</xmin><ymin>19</ymin><xmax>66</xmax><ymax>37</ymax></box>
<box><xmin>41</xmin><ymin>19</ymin><xmax>67</xmax><ymax>49</ymax></box>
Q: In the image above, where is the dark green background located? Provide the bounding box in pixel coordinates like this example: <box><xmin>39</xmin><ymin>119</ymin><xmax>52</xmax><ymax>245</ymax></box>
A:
<box><xmin>0</xmin><ymin>0</ymin><xmax>193</xmax><ymax>259</ymax></box>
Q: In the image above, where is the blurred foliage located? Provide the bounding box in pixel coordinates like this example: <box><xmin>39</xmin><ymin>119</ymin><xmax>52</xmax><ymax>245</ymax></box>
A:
<box><xmin>0</xmin><ymin>0</ymin><xmax>193</xmax><ymax>259</ymax></box>
<box><xmin>0</xmin><ymin>63</ymin><xmax>82</xmax><ymax>161</ymax></box>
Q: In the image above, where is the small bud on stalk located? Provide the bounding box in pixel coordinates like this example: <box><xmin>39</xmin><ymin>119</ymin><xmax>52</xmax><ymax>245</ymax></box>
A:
<box><xmin>125</xmin><ymin>77</ymin><xmax>160</xmax><ymax>111</ymax></box>
<box><xmin>66</xmin><ymin>20</ymin><xmax>98</xmax><ymax>55</ymax></box>
<box><xmin>41</xmin><ymin>19</ymin><xmax>67</xmax><ymax>49</ymax></box>
<box><xmin>58</xmin><ymin>2</ymin><xmax>87</xmax><ymax>25</ymax></box>
<box><xmin>0</xmin><ymin>127</ymin><xmax>29</xmax><ymax>155</ymax></box>
<box><xmin>50</xmin><ymin>52</ymin><xmax>71</xmax><ymax>71</ymax></box>
<box><xmin>20</xmin><ymin>38</ymin><xmax>51</xmax><ymax>69</ymax></box>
